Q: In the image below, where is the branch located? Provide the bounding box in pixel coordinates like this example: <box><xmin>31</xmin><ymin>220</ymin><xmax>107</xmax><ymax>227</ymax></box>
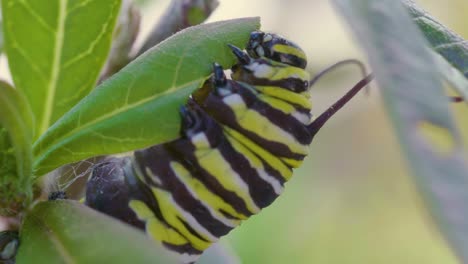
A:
<box><xmin>99</xmin><ymin>0</ymin><xmax>141</xmax><ymax>82</ymax></box>
<box><xmin>136</xmin><ymin>0</ymin><xmax>219</xmax><ymax>56</ymax></box>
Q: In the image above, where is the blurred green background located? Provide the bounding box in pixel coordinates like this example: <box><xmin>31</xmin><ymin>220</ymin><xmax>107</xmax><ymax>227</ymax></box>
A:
<box><xmin>141</xmin><ymin>0</ymin><xmax>468</xmax><ymax>263</ymax></box>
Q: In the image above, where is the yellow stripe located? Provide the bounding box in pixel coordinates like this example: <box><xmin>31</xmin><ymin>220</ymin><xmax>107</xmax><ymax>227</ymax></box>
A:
<box><xmin>223</xmin><ymin>126</ymin><xmax>293</xmax><ymax>181</ymax></box>
<box><xmin>281</xmin><ymin>157</ymin><xmax>303</xmax><ymax>168</ymax></box>
<box><xmin>247</xmin><ymin>60</ymin><xmax>310</xmax><ymax>82</ymax></box>
<box><xmin>268</xmin><ymin>65</ymin><xmax>310</xmax><ymax>82</ymax></box>
<box><xmin>227</xmin><ymin>133</ymin><xmax>284</xmax><ymax>194</ymax></box>
<box><xmin>224</xmin><ymin>94</ymin><xmax>309</xmax><ymax>156</ymax></box>
<box><xmin>258</xmin><ymin>94</ymin><xmax>297</xmax><ymax>114</ymax></box>
<box><xmin>194</xmin><ymin>147</ymin><xmax>260</xmax><ymax>214</ymax></box>
<box><xmin>170</xmin><ymin>161</ymin><xmax>246</xmax><ymax>221</ymax></box>
<box><xmin>151</xmin><ymin>188</ymin><xmax>212</xmax><ymax>250</ymax></box>
<box><xmin>254</xmin><ymin>85</ymin><xmax>312</xmax><ymax>109</ymax></box>
<box><xmin>129</xmin><ymin>200</ymin><xmax>189</xmax><ymax>246</ymax></box>
<box><xmin>272</xmin><ymin>43</ymin><xmax>307</xmax><ymax>61</ymax></box>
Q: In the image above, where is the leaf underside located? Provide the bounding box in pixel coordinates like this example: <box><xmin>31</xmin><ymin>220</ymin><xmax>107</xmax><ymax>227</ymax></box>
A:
<box><xmin>332</xmin><ymin>0</ymin><xmax>468</xmax><ymax>262</ymax></box>
<box><xmin>16</xmin><ymin>201</ymin><xmax>178</xmax><ymax>263</ymax></box>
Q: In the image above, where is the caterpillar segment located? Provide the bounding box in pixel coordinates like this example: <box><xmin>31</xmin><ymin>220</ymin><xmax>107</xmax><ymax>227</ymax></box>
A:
<box><xmin>85</xmin><ymin>31</ymin><xmax>373</xmax><ymax>263</ymax></box>
<box><xmin>247</xmin><ymin>31</ymin><xmax>308</xmax><ymax>69</ymax></box>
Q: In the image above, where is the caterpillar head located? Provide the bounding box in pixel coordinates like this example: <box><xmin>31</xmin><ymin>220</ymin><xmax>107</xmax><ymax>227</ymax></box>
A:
<box><xmin>229</xmin><ymin>44</ymin><xmax>310</xmax><ymax>93</ymax></box>
<box><xmin>246</xmin><ymin>31</ymin><xmax>307</xmax><ymax>69</ymax></box>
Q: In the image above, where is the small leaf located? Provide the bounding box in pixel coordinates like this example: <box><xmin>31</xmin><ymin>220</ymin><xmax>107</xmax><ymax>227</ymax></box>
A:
<box><xmin>33</xmin><ymin>17</ymin><xmax>260</xmax><ymax>176</ymax></box>
<box><xmin>16</xmin><ymin>200</ymin><xmax>178</xmax><ymax>263</ymax></box>
<box><xmin>401</xmin><ymin>0</ymin><xmax>468</xmax><ymax>77</ymax></box>
<box><xmin>0</xmin><ymin>81</ymin><xmax>34</xmax><ymax>214</ymax></box>
<box><xmin>332</xmin><ymin>0</ymin><xmax>468</xmax><ymax>262</ymax></box>
<box><xmin>2</xmin><ymin>0</ymin><xmax>121</xmax><ymax>137</ymax></box>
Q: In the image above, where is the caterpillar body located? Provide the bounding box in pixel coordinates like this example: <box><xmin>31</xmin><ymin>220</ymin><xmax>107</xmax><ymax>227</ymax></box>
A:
<box><xmin>85</xmin><ymin>31</ymin><xmax>368</xmax><ymax>263</ymax></box>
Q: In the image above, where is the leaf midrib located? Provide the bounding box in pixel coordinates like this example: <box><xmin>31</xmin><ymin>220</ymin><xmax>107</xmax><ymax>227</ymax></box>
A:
<box><xmin>40</xmin><ymin>0</ymin><xmax>67</xmax><ymax>135</ymax></box>
<box><xmin>33</xmin><ymin>79</ymin><xmax>203</xmax><ymax>167</ymax></box>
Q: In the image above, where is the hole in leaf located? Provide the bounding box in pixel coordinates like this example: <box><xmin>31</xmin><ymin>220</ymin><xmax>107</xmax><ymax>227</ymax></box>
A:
<box><xmin>417</xmin><ymin>121</ymin><xmax>455</xmax><ymax>155</ymax></box>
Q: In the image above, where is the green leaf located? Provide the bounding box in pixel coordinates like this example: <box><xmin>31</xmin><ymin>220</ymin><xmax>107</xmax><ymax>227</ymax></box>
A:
<box><xmin>332</xmin><ymin>0</ymin><xmax>468</xmax><ymax>262</ymax></box>
<box><xmin>16</xmin><ymin>200</ymin><xmax>178</xmax><ymax>263</ymax></box>
<box><xmin>0</xmin><ymin>81</ymin><xmax>34</xmax><ymax>214</ymax></box>
<box><xmin>0</xmin><ymin>127</ymin><xmax>23</xmax><ymax>216</ymax></box>
<box><xmin>1</xmin><ymin>0</ymin><xmax>122</xmax><ymax>137</ymax></box>
<box><xmin>401</xmin><ymin>0</ymin><xmax>468</xmax><ymax>77</ymax></box>
<box><xmin>33</xmin><ymin>17</ymin><xmax>260</xmax><ymax>176</ymax></box>
<box><xmin>0</xmin><ymin>9</ymin><xmax>3</xmax><ymax>54</ymax></box>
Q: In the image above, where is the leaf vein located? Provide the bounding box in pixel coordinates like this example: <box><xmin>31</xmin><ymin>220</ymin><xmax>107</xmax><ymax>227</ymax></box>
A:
<box><xmin>62</xmin><ymin>1</ymin><xmax>120</xmax><ymax>69</ymax></box>
<box><xmin>40</xmin><ymin>0</ymin><xmax>68</xmax><ymax>134</ymax></box>
<box><xmin>16</xmin><ymin>0</ymin><xmax>55</xmax><ymax>33</ymax></box>
<box><xmin>34</xmin><ymin>79</ymin><xmax>202</xmax><ymax>162</ymax></box>
<box><xmin>434</xmin><ymin>40</ymin><xmax>468</xmax><ymax>50</ymax></box>
<box><xmin>28</xmin><ymin>213</ymin><xmax>76</xmax><ymax>264</ymax></box>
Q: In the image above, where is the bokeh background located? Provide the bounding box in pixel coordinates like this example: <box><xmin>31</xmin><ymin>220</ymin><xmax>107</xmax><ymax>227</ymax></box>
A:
<box><xmin>2</xmin><ymin>0</ymin><xmax>468</xmax><ymax>263</ymax></box>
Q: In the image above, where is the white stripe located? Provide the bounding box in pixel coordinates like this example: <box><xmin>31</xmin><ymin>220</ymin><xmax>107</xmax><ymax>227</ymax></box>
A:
<box><xmin>192</xmin><ymin>131</ymin><xmax>260</xmax><ymax>213</ymax></box>
<box><xmin>292</xmin><ymin>111</ymin><xmax>312</xmax><ymax>125</ymax></box>
<box><xmin>179</xmin><ymin>253</ymin><xmax>201</xmax><ymax>264</ymax></box>
<box><xmin>145</xmin><ymin>167</ymin><xmax>162</xmax><ymax>186</ymax></box>
<box><xmin>167</xmin><ymin>194</ymin><xmax>219</xmax><ymax>242</ymax></box>
<box><xmin>170</xmin><ymin>162</ymin><xmax>239</xmax><ymax>228</ymax></box>
<box><xmin>199</xmin><ymin>149</ymin><xmax>261</xmax><ymax>214</ymax></box>
<box><xmin>256</xmin><ymin>169</ymin><xmax>283</xmax><ymax>195</ymax></box>
<box><xmin>224</xmin><ymin>130</ymin><xmax>285</xmax><ymax>197</ymax></box>
<box><xmin>151</xmin><ymin>239</ymin><xmax>201</xmax><ymax>264</ymax></box>
<box><xmin>223</xmin><ymin>94</ymin><xmax>309</xmax><ymax>156</ymax></box>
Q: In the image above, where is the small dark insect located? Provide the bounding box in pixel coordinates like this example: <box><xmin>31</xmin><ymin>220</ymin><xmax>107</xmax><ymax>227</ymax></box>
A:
<box><xmin>85</xmin><ymin>31</ymin><xmax>373</xmax><ymax>263</ymax></box>
<box><xmin>48</xmin><ymin>191</ymin><xmax>68</xmax><ymax>201</ymax></box>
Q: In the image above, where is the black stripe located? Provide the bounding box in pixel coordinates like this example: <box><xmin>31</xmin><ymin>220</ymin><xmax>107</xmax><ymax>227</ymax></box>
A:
<box><xmin>232</xmin><ymin>62</ymin><xmax>309</xmax><ymax>93</ymax></box>
<box><xmin>262</xmin><ymin>158</ymin><xmax>287</xmax><ymax>186</ymax></box>
<box><xmin>178</xmin><ymin>216</ymin><xmax>210</xmax><ymax>243</ymax></box>
<box><xmin>86</xmin><ymin>157</ymin><xmax>163</xmax><ymax>230</ymax></box>
<box><xmin>254</xmin><ymin>87</ymin><xmax>312</xmax><ymax>117</ymax></box>
<box><xmin>225</xmin><ymin>132</ymin><xmax>288</xmax><ymax>186</ymax></box>
<box><xmin>162</xmin><ymin>242</ymin><xmax>203</xmax><ymax>256</ymax></box>
<box><xmin>256</xmin><ymin>76</ymin><xmax>308</xmax><ymax>93</ymax></box>
<box><xmin>219</xmin><ymin>209</ymin><xmax>239</xmax><ymax>220</ymax></box>
<box><xmin>199</xmin><ymin>112</ymin><xmax>279</xmax><ymax>209</ymax></box>
<box><xmin>135</xmin><ymin>145</ymin><xmax>234</xmax><ymax>238</ymax></box>
<box><xmin>202</xmin><ymin>82</ymin><xmax>307</xmax><ymax>162</ymax></box>
<box><xmin>271</xmin><ymin>53</ymin><xmax>307</xmax><ymax>70</ymax></box>
<box><xmin>266</xmin><ymin>35</ymin><xmax>307</xmax><ymax>69</ymax></box>
<box><xmin>237</xmin><ymin>82</ymin><xmax>312</xmax><ymax>144</ymax></box>
<box><xmin>167</xmin><ymin>138</ymin><xmax>254</xmax><ymax>217</ymax></box>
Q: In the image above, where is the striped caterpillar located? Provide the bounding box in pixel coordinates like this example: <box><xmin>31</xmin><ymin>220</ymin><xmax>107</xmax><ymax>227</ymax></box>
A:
<box><xmin>85</xmin><ymin>31</ymin><xmax>371</xmax><ymax>263</ymax></box>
